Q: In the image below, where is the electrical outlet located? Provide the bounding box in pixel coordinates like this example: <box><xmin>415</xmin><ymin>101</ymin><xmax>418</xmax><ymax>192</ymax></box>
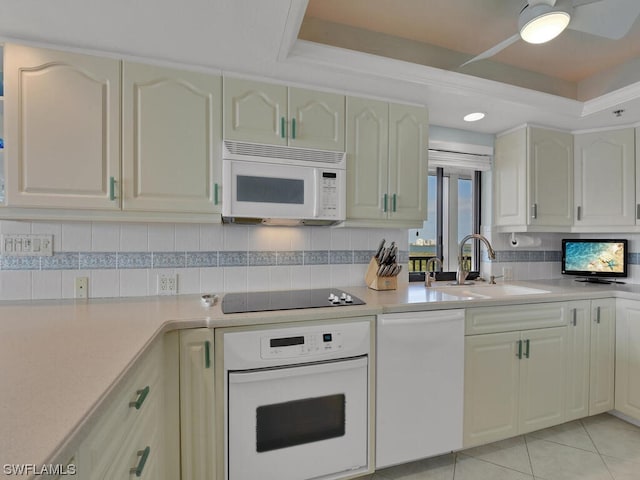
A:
<box><xmin>75</xmin><ymin>277</ymin><xmax>88</xmax><ymax>299</ymax></box>
<box><xmin>158</xmin><ymin>274</ymin><xmax>178</xmax><ymax>295</ymax></box>
<box><xmin>503</xmin><ymin>266</ymin><xmax>513</xmax><ymax>281</ymax></box>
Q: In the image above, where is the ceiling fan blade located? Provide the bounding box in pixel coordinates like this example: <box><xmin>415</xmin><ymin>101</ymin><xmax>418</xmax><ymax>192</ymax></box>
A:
<box><xmin>569</xmin><ymin>0</ymin><xmax>640</xmax><ymax>39</ymax></box>
<box><xmin>460</xmin><ymin>34</ymin><xmax>521</xmax><ymax>67</ymax></box>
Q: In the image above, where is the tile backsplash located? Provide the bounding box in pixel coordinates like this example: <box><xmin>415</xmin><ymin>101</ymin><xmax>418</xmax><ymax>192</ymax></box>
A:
<box><xmin>0</xmin><ymin>221</ymin><xmax>409</xmax><ymax>300</ymax></box>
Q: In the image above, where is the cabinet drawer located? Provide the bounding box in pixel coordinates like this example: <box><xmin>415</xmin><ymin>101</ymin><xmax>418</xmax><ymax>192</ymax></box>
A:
<box><xmin>466</xmin><ymin>303</ymin><xmax>567</xmax><ymax>335</ymax></box>
<box><xmin>77</xmin><ymin>340</ymin><xmax>163</xmax><ymax>478</ymax></box>
<box><xmin>102</xmin><ymin>389</ymin><xmax>163</xmax><ymax>480</ymax></box>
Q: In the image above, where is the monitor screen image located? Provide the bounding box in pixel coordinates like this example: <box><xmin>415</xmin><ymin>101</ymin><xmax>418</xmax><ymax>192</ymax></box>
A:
<box><xmin>562</xmin><ymin>239</ymin><xmax>628</xmax><ymax>280</ymax></box>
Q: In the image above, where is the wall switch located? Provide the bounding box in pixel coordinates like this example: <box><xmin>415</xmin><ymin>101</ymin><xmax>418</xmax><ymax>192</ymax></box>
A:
<box><xmin>1</xmin><ymin>234</ymin><xmax>53</xmax><ymax>256</ymax></box>
<box><xmin>158</xmin><ymin>274</ymin><xmax>178</xmax><ymax>295</ymax></box>
<box><xmin>503</xmin><ymin>266</ymin><xmax>513</xmax><ymax>281</ymax></box>
<box><xmin>75</xmin><ymin>277</ymin><xmax>88</xmax><ymax>299</ymax></box>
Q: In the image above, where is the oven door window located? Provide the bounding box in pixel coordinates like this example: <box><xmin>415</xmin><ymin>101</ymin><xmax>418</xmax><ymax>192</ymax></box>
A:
<box><xmin>256</xmin><ymin>394</ymin><xmax>345</xmax><ymax>452</ymax></box>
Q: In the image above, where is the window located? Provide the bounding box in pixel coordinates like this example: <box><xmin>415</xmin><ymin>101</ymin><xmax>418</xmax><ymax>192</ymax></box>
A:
<box><xmin>409</xmin><ymin>148</ymin><xmax>490</xmax><ymax>280</ymax></box>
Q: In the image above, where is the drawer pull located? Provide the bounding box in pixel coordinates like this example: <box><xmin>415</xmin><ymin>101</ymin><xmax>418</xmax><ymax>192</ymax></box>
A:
<box><xmin>516</xmin><ymin>340</ymin><xmax>522</xmax><ymax>359</ymax></box>
<box><xmin>214</xmin><ymin>183</ymin><xmax>219</xmax><ymax>205</ymax></box>
<box><xmin>130</xmin><ymin>446</ymin><xmax>150</xmax><ymax>477</ymax></box>
<box><xmin>109</xmin><ymin>177</ymin><xmax>117</xmax><ymax>201</ymax></box>
<box><xmin>129</xmin><ymin>386</ymin><xmax>150</xmax><ymax>410</ymax></box>
<box><xmin>572</xmin><ymin>308</ymin><xmax>577</xmax><ymax>327</ymax></box>
<box><xmin>281</xmin><ymin>117</ymin><xmax>286</xmax><ymax>139</ymax></box>
<box><xmin>524</xmin><ymin>339</ymin><xmax>530</xmax><ymax>358</ymax></box>
<box><xmin>595</xmin><ymin>306</ymin><xmax>601</xmax><ymax>324</ymax></box>
<box><xmin>291</xmin><ymin>117</ymin><xmax>296</xmax><ymax>139</ymax></box>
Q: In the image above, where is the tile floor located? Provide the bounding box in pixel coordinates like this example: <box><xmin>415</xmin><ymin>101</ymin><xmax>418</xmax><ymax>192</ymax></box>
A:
<box><xmin>361</xmin><ymin>413</ymin><xmax>640</xmax><ymax>480</ymax></box>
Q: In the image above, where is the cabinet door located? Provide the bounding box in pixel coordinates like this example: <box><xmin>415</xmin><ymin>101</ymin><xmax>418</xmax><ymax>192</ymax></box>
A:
<box><xmin>529</xmin><ymin>127</ymin><xmax>573</xmax><ymax>226</ymax></box>
<box><xmin>122</xmin><ymin>62</ymin><xmax>222</xmax><ymax>213</ymax></box>
<box><xmin>388</xmin><ymin>103</ymin><xmax>429</xmax><ymax>222</ymax></box>
<box><xmin>590</xmin><ymin>298</ymin><xmax>616</xmax><ymax>415</ymax></box>
<box><xmin>518</xmin><ymin>327</ymin><xmax>567</xmax><ymax>434</ymax></box>
<box><xmin>4</xmin><ymin>44</ymin><xmax>120</xmax><ymax>209</ymax></box>
<box><xmin>574</xmin><ymin>128</ymin><xmax>636</xmax><ymax>226</ymax></box>
<box><xmin>223</xmin><ymin>77</ymin><xmax>287</xmax><ymax>145</ymax></box>
<box><xmin>180</xmin><ymin>329</ymin><xmax>216</xmax><ymax>480</ymax></box>
<box><xmin>493</xmin><ymin>128</ymin><xmax>527</xmax><ymax>226</ymax></box>
<box><xmin>345</xmin><ymin>97</ymin><xmax>389</xmax><ymax>221</ymax></box>
<box><xmin>615</xmin><ymin>300</ymin><xmax>640</xmax><ymax>420</ymax></box>
<box><xmin>565</xmin><ymin>301</ymin><xmax>591</xmax><ymax>421</ymax></box>
<box><xmin>463</xmin><ymin>331</ymin><xmax>521</xmax><ymax>448</ymax></box>
<box><xmin>288</xmin><ymin>87</ymin><xmax>344</xmax><ymax>151</ymax></box>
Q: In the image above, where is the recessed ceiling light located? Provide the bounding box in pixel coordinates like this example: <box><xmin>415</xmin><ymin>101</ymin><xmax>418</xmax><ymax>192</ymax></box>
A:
<box><xmin>464</xmin><ymin>112</ymin><xmax>486</xmax><ymax>122</ymax></box>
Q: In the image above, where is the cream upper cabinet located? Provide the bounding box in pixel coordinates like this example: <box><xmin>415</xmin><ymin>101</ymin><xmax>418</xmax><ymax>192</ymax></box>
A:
<box><xmin>122</xmin><ymin>62</ymin><xmax>222</xmax><ymax>213</ymax></box>
<box><xmin>179</xmin><ymin>328</ymin><xmax>216</xmax><ymax>480</ymax></box>
<box><xmin>223</xmin><ymin>77</ymin><xmax>345</xmax><ymax>151</ymax></box>
<box><xmin>589</xmin><ymin>298</ymin><xmax>616</xmax><ymax>415</ymax></box>
<box><xmin>493</xmin><ymin>126</ymin><xmax>573</xmax><ymax>229</ymax></box>
<box><xmin>574</xmin><ymin>128</ymin><xmax>636</xmax><ymax>226</ymax></box>
<box><xmin>4</xmin><ymin>44</ymin><xmax>121</xmax><ymax>210</ymax></box>
<box><xmin>615</xmin><ymin>299</ymin><xmax>640</xmax><ymax>420</ymax></box>
<box><xmin>346</xmin><ymin>97</ymin><xmax>428</xmax><ymax>226</ymax></box>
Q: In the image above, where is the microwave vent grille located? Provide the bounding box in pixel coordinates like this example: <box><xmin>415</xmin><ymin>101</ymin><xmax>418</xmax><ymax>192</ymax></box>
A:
<box><xmin>223</xmin><ymin>140</ymin><xmax>345</xmax><ymax>164</ymax></box>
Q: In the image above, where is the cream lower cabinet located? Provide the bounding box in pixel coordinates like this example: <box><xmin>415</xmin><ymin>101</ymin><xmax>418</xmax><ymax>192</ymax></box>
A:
<box><xmin>464</xmin><ymin>303</ymin><xmax>568</xmax><ymax>447</ymax></box>
<box><xmin>4</xmin><ymin>43</ymin><xmax>121</xmax><ymax>210</ymax></box>
<box><xmin>75</xmin><ymin>339</ymin><xmax>167</xmax><ymax>479</ymax></box>
<box><xmin>615</xmin><ymin>299</ymin><xmax>640</xmax><ymax>420</ymax></box>
<box><xmin>346</xmin><ymin>97</ymin><xmax>428</xmax><ymax>226</ymax></box>
<box><xmin>122</xmin><ymin>62</ymin><xmax>222</xmax><ymax>213</ymax></box>
<box><xmin>179</xmin><ymin>328</ymin><xmax>216</xmax><ymax>480</ymax></box>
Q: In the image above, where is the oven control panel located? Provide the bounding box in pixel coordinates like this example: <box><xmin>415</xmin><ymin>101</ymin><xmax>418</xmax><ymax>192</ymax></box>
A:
<box><xmin>261</xmin><ymin>331</ymin><xmax>343</xmax><ymax>359</ymax></box>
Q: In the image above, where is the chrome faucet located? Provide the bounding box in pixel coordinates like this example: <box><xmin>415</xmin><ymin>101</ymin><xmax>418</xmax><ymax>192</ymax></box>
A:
<box><xmin>456</xmin><ymin>234</ymin><xmax>496</xmax><ymax>285</ymax></box>
<box><xmin>425</xmin><ymin>257</ymin><xmax>443</xmax><ymax>287</ymax></box>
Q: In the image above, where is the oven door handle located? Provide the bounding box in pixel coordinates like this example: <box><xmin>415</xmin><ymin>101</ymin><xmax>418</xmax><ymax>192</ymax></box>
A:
<box><xmin>228</xmin><ymin>356</ymin><xmax>368</xmax><ymax>384</ymax></box>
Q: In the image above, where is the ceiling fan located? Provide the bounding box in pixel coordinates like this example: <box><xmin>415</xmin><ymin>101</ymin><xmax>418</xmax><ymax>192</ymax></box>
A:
<box><xmin>460</xmin><ymin>0</ymin><xmax>640</xmax><ymax>67</ymax></box>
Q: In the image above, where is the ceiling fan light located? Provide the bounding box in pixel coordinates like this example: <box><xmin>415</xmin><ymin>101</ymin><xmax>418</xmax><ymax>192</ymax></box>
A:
<box><xmin>520</xmin><ymin>10</ymin><xmax>571</xmax><ymax>44</ymax></box>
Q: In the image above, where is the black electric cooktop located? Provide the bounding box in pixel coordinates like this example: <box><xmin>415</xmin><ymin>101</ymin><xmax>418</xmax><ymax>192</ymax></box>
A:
<box><xmin>221</xmin><ymin>288</ymin><xmax>365</xmax><ymax>314</ymax></box>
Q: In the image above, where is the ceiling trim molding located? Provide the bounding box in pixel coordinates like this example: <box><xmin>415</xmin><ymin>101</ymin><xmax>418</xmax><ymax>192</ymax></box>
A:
<box><xmin>581</xmin><ymin>81</ymin><xmax>640</xmax><ymax>117</ymax></box>
<box><xmin>286</xmin><ymin>39</ymin><xmax>584</xmax><ymax>118</ymax></box>
<box><xmin>428</xmin><ymin>139</ymin><xmax>493</xmax><ymax>156</ymax></box>
<box><xmin>277</xmin><ymin>0</ymin><xmax>309</xmax><ymax>62</ymax></box>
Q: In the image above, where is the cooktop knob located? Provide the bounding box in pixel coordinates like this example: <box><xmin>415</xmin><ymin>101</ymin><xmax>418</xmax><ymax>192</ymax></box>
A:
<box><xmin>345</xmin><ymin>295</ymin><xmax>353</xmax><ymax>303</ymax></box>
<box><xmin>340</xmin><ymin>292</ymin><xmax>347</xmax><ymax>300</ymax></box>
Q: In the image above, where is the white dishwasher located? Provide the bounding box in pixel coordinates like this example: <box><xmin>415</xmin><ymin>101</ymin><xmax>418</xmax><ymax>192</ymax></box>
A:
<box><xmin>376</xmin><ymin>309</ymin><xmax>465</xmax><ymax>468</ymax></box>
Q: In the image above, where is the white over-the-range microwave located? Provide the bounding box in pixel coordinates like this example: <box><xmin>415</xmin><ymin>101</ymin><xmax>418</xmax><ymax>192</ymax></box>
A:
<box><xmin>222</xmin><ymin>140</ymin><xmax>346</xmax><ymax>226</ymax></box>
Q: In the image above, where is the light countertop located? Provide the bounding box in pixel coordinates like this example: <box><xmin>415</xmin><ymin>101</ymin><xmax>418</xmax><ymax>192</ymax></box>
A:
<box><xmin>1</xmin><ymin>278</ymin><xmax>639</xmax><ymax>478</ymax></box>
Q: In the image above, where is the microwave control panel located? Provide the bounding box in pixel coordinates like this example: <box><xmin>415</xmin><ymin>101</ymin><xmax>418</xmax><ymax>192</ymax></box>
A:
<box><xmin>318</xmin><ymin>171</ymin><xmax>339</xmax><ymax>218</ymax></box>
<box><xmin>261</xmin><ymin>331</ymin><xmax>344</xmax><ymax>359</ymax></box>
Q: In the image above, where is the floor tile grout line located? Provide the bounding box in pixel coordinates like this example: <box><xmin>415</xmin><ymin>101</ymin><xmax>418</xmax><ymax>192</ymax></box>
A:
<box><xmin>451</xmin><ymin>452</ymin><xmax>458</xmax><ymax>480</ymax></box>
<box><xmin>524</xmin><ymin>434</ymin><xmax>536</xmax><ymax>478</ymax></box>
<box><xmin>580</xmin><ymin>418</ymin><xmax>617</xmax><ymax>480</ymax></box>
<box><xmin>525</xmin><ymin>434</ymin><xmax>601</xmax><ymax>455</ymax></box>
<box><xmin>456</xmin><ymin>451</ymin><xmax>535</xmax><ymax>477</ymax></box>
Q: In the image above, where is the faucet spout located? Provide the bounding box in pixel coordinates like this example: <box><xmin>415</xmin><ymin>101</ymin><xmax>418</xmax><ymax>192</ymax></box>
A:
<box><xmin>456</xmin><ymin>234</ymin><xmax>496</xmax><ymax>285</ymax></box>
<box><xmin>425</xmin><ymin>257</ymin><xmax>443</xmax><ymax>287</ymax></box>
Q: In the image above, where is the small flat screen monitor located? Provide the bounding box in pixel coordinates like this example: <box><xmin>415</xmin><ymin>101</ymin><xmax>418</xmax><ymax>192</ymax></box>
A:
<box><xmin>562</xmin><ymin>239</ymin><xmax>628</xmax><ymax>284</ymax></box>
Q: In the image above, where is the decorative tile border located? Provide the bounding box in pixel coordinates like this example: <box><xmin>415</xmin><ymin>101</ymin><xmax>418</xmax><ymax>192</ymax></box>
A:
<box><xmin>1</xmin><ymin>248</ymin><xmax>612</xmax><ymax>271</ymax></box>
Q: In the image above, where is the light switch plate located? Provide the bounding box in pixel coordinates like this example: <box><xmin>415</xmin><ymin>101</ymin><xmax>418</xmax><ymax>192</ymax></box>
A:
<box><xmin>1</xmin><ymin>234</ymin><xmax>53</xmax><ymax>256</ymax></box>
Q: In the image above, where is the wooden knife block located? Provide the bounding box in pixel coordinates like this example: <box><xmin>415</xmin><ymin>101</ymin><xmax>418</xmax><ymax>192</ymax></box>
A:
<box><xmin>365</xmin><ymin>257</ymin><xmax>398</xmax><ymax>291</ymax></box>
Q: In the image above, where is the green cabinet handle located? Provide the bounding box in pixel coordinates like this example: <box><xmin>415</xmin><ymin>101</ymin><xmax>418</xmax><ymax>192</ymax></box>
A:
<box><xmin>392</xmin><ymin>193</ymin><xmax>397</xmax><ymax>212</ymax></box>
<box><xmin>524</xmin><ymin>339</ymin><xmax>530</xmax><ymax>358</ymax></box>
<box><xmin>383</xmin><ymin>194</ymin><xmax>388</xmax><ymax>213</ymax></box>
<box><xmin>130</xmin><ymin>446</ymin><xmax>150</xmax><ymax>477</ymax></box>
<box><xmin>595</xmin><ymin>306</ymin><xmax>601</xmax><ymax>324</ymax></box>
<box><xmin>129</xmin><ymin>386</ymin><xmax>150</xmax><ymax>410</ymax></box>
<box><xmin>109</xmin><ymin>177</ymin><xmax>117</xmax><ymax>201</ymax></box>
<box><xmin>516</xmin><ymin>340</ymin><xmax>522</xmax><ymax>359</ymax></box>
<box><xmin>205</xmin><ymin>340</ymin><xmax>211</xmax><ymax>369</ymax></box>
<box><xmin>291</xmin><ymin>118</ymin><xmax>296</xmax><ymax>139</ymax></box>
<box><xmin>281</xmin><ymin>117</ymin><xmax>286</xmax><ymax>139</ymax></box>
<box><xmin>214</xmin><ymin>183</ymin><xmax>219</xmax><ymax>205</ymax></box>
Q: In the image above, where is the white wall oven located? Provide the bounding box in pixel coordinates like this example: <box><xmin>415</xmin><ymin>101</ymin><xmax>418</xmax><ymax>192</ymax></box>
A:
<box><xmin>221</xmin><ymin>319</ymin><xmax>371</xmax><ymax>480</ymax></box>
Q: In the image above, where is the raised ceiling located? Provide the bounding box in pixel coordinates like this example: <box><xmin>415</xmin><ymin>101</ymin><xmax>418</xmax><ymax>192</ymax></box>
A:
<box><xmin>299</xmin><ymin>0</ymin><xmax>640</xmax><ymax>100</ymax></box>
